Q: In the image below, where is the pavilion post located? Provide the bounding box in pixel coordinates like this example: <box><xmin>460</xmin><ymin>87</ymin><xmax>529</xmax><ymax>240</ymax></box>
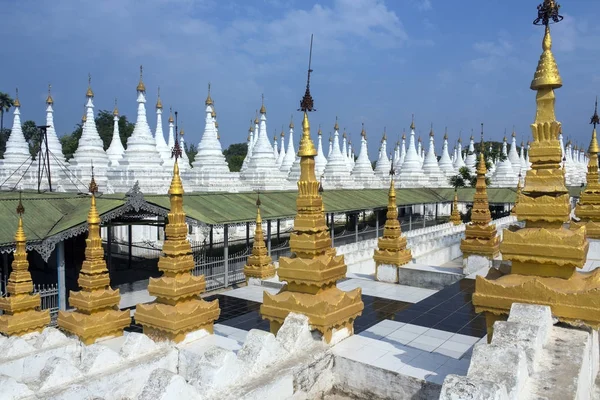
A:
<box><xmin>209</xmin><ymin>225</ymin><xmax>213</xmax><ymax>251</ymax></box>
<box><xmin>267</xmin><ymin>220</ymin><xmax>272</xmax><ymax>257</ymax></box>
<box><xmin>276</xmin><ymin>219</ymin><xmax>280</xmax><ymax>242</ymax></box>
<box><xmin>409</xmin><ymin>208</ymin><xmax>412</xmax><ymax>231</ymax></box>
<box><xmin>106</xmin><ymin>222</ymin><xmax>112</xmax><ymax>274</ymax></box>
<box><xmin>422</xmin><ymin>204</ymin><xmax>426</xmax><ymax>228</ymax></box>
<box><xmin>355</xmin><ymin>212</ymin><xmax>359</xmax><ymax>243</ymax></box>
<box><xmin>330</xmin><ymin>213</ymin><xmax>335</xmax><ymax>246</ymax></box>
<box><xmin>223</xmin><ymin>224</ymin><xmax>229</xmax><ymax>288</ymax></box>
<box><xmin>56</xmin><ymin>241</ymin><xmax>66</xmax><ymax>310</ymax></box>
<box><xmin>1</xmin><ymin>253</ymin><xmax>7</xmax><ymax>293</ymax></box>
<box><xmin>246</xmin><ymin>222</ymin><xmax>250</xmax><ymax>248</ymax></box>
<box><xmin>127</xmin><ymin>225</ymin><xmax>132</xmax><ymax>268</ymax></box>
<box><xmin>375</xmin><ymin>210</ymin><xmax>379</xmax><ymax>239</ymax></box>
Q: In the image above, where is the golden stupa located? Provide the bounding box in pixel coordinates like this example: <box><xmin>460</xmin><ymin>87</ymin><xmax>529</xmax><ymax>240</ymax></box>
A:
<box><xmin>243</xmin><ymin>196</ymin><xmax>276</xmax><ymax>281</ymax></box>
<box><xmin>135</xmin><ymin>153</ymin><xmax>220</xmax><ymax>343</ymax></box>
<box><xmin>373</xmin><ymin>172</ymin><xmax>412</xmax><ymax>282</ymax></box>
<box><xmin>460</xmin><ymin>133</ymin><xmax>499</xmax><ymax>259</ymax></box>
<box><xmin>511</xmin><ymin>174</ymin><xmax>522</xmax><ymax>217</ymax></box>
<box><xmin>261</xmin><ymin>55</ymin><xmax>364</xmax><ymax>342</ymax></box>
<box><xmin>0</xmin><ymin>194</ymin><xmax>50</xmax><ymax>336</ymax></box>
<box><xmin>450</xmin><ymin>189</ymin><xmax>462</xmax><ymax>225</ymax></box>
<box><xmin>473</xmin><ymin>0</ymin><xmax>597</xmax><ymax>339</ymax></box>
<box><xmin>571</xmin><ymin>99</ymin><xmax>600</xmax><ymax>238</ymax></box>
<box><xmin>57</xmin><ymin>175</ymin><xmax>130</xmax><ymax>344</ymax></box>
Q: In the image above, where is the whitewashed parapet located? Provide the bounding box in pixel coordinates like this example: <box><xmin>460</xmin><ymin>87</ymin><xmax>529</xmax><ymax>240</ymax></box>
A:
<box><xmin>439</xmin><ymin>303</ymin><xmax>598</xmax><ymax>400</ymax></box>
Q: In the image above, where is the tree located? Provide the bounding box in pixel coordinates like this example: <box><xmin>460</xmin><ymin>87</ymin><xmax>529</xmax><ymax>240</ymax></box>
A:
<box><xmin>223</xmin><ymin>143</ymin><xmax>247</xmax><ymax>172</ymax></box>
<box><xmin>22</xmin><ymin>120</ymin><xmax>40</xmax><ymax>158</ymax></box>
<box><xmin>60</xmin><ymin>110</ymin><xmax>135</xmax><ymax>159</ymax></box>
<box><xmin>185</xmin><ymin>142</ymin><xmax>198</xmax><ymax>164</ymax></box>
<box><xmin>448</xmin><ymin>164</ymin><xmax>492</xmax><ymax>189</ymax></box>
<box><xmin>0</xmin><ymin>128</ymin><xmax>9</xmax><ymax>158</ymax></box>
<box><xmin>0</xmin><ymin>92</ymin><xmax>14</xmax><ymax>133</ymax></box>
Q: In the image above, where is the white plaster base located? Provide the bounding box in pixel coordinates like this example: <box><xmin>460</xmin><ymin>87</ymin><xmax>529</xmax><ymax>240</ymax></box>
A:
<box><xmin>375</xmin><ymin>264</ymin><xmax>398</xmax><ymax>283</ymax></box>
<box><xmin>463</xmin><ymin>255</ymin><xmax>493</xmax><ymax>276</ymax></box>
<box><xmin>247</xmin><ymin>277</ymin><xmax>263</xmax><ymax>287</ymax></box>
<box><xmin>587</xmin><ymin>239</ymin><xmax>600</xmax><ymax>261</ymax></box>
<box><xmin>397</xmin><ymin>263</ymin><xmax>463</xmax><ymax>290</ymax></box>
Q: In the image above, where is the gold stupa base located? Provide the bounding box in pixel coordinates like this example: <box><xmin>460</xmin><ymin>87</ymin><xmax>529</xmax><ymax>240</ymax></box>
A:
<box><xmin>460</xmin><ymin>237</ymin><xmax>500</xmax><ymax>260</ymax></box>
<box><xmin>244</xmin><ymin>264</ymin><xmax>276</xmax><ymax>282</ymax></box>
<box><xmin>473</xmin><ymin>268</ymin><xmax>600</xmax><ymax>335</ymax></box>
<box><xmin>68</xmin><ymin>288</ymin><xmax>122</xmax><ymax>314</ymax></box>
<box><xmin>261</xmin><ymin>286</ymin><xmax>363</xmax><ymax>343</ymax></box>
<box><xmin>0</xmin><ymin>293</ymin><xmax>42</xmax><ymax>314</ymax></box>
<box><xmin>135</xmin><ymin>298</ymin><xmax>220</xmax><ymax>343</ymax></box>
<box><xmin>277</xmin><ymin>251</ymin><xmax>346</xmax><ymax>289</ymax></box>
<box><xmin>571</xmin><ymin>220</ymin><xmax>600</xmax><ymax>240</ymax></box>
<box><xmin>373</xmin><ymin>249</ymin><xmax>412</xmax><ymax>267</ymax></box>
<box><xmin>0</xmin><ymin>309</ymin><xmax>50</xmax><ymax>336</ymax></box>
<box><xmin>57</xmin><ymin>308</ymin><xmax>130</xmax><ymax>345</ymax></box>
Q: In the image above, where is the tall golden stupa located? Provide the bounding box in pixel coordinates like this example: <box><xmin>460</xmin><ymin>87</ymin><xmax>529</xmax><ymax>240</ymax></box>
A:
<box><xmin>0</xmin><ymin>194</ymin><xmax>50</xmax><ymax>336</ymax></box>
<box><xmin>243</xmin><ymin>196</ymin><xmax>276</xmax><ymax>281</ymax></box>
<box><xmin>571</xmin><ymin>99</ymin><xmax>600</xmax><ymax>238</ymax></box>
<box><xmin>135</xmin><ymin>141</ymin><xmax>220</xmax><ymax>343</ymax></box>
<box><xmin>450</xmin><ymin>189</ymin><xmax>462</xmax><ymax>225</ymax></box>
<box><xmin>57</xmin><ymin>174</ymin><xmax>130</xmax><ymax>344</ymax></box>
<box><xmin>460</xmin><ymin>130</ymin><xmax>499</xmax><ymax>259</ymax></box>
<box><xmin>473</xmin><ymin>0</ymin><xmax>599</xmax><ymax>338</ymax></box>
<box><xmin>261</xmin><ymin>40</ymin><xmax>364</xmax><ymax>342</ymax></box>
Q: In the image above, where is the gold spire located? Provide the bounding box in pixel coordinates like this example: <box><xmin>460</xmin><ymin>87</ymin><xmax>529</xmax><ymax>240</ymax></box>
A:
<box><xmin>361</xmin><ymin>123</ymin><xmax>366</xmax><ymax>139</ymax></box>
<box><xmin>531</xmin><ymin>25</ymin><xmax>562</xmax><ymax>90</ymax></box>
<box><xmin>205</xmin><ymin>82</ymin><xmax>213</xmax><ymax>106</ymax></box>
<box><xmin>260</xmin><ymin>94</ymin><xmax>266</xmax><ymax>114</ymax></box>
<box><xmin>289</xmin><ymin>114</ymin><xmax>294</xmax><ymax>129</ymax></box>
<box><xmin>168</xmin><ymin>107</ymin><xmax>174</xmax><ymax>123</ymax></box>
<box><xmin>334</xmin><ymin>116</ymin><xmax>339</xmax><ymax>131</ymax></box>
<box><xmin>317</xmin><ymin>125</ymin><xmax>322</xmax><ymax>136</ymax></box>
<box><xmin>86</xmin><ymin>74</ymin><xmax>94</xmax><ymax>98</ymax></box>
<box><xmin>254</xmin><ymin>110</ymin><xmax>259</xmax><ymax>125</ymax></box>
<box><xmin>136</xmin><ymin>65</ymin><xmax>146</xmax><ymax>92</ymax></box>
<box><xmin>13</xmin><ymin>88</ymin><xmax>21</xmax><ymax>108</ymax></box>
<box><xmin>373</xmin><ymin>172</ymin><xmax>412</xmax><ymax>278</ymax></box>
<box><xmin>249</xmin><ymin>119</ymin><xmax>255</xmax><ymax>133</ymax></box>
<box><xmin>444</xmin><ymin>127</ymin><xmax>448</xmax><ymax>140</ymax></box>
<box><xmin>410</xmin><ymin>114</ymin><xmax>415</xmax><ymax>130</ymax></box>
<box><xmin>382</xmin><ymin>127</ymin><xmax>387</xmax><ymax>141</ymax></box>
<box><xmin>450</xmin><ymin>189</ymin><xmax>461</xmax><ymax>225</ymax></box>
<box><xmin>82</xmin><ymin>104</ymin><xmax>87</xmax><ymax>123</ymax></box>
<box><xmin>243</xmin><ymin>197</ymin><xmax>275</xmax><ymax>281</ymax></box>
<box><xmin>298</xmin><ymin>112</ymin><xmax>317</xmax><ymax>157</ymax></box>
<box><xmin>46</xmin><ymin>84</ymin><xmax>54</xmax><ymax>105</ymax></box>
<box><xmin>211</xmin><ymin>108</ymin><xmax>217</xmax><ymax>118</ymax></box>
<box><xmin>135</xmin><ymin>159</ymin><xmax>220</xmax><ymax>342</ymax></box>
<box><xmin>57</xmin><ymin>174</ymin><xmax>129</xmax><ymax>344</ymax></box>
<box><xmin>429</xmin><ymin>123</ymin><xmax>434</xmax><ymax>137</ymax></box>
<box><xmin>0</xmin><ymin>192</ymin><xmax>50</xmax><ymax>336</ymax></box>
<box><xmin>113</xmin><ymin>98</ymin><xmax>119</xmax><ymax>116</ymax></box>
<box><xmin>156</xmin><ymin>87</ymin><xmax>163</xmax><ymax>109</ymax></box>
<box><xmin>343</xmin><ymin>130</ymin><xmax>347</xmax><ymax>139</ymax></box>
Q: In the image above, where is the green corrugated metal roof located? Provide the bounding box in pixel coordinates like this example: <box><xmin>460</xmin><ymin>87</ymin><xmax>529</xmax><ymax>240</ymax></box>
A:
<box><xmin>0</xmin><ymin>185</ymin><xmax>582</xmax><ymax>247</ymax></box>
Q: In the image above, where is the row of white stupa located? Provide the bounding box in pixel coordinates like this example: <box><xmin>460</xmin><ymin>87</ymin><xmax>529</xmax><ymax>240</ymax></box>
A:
<box><xmin>0</xmin><ymin>79</ymin><xmax>587</xmax><ymax>193</ymax></box>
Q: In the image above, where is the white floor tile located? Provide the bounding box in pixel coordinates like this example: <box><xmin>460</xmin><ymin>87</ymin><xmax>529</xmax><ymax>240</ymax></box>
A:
<box><xmin>387</xmin><ymin>330</ymin><xmax>420</xmax><ymax>345</ymax></box>
<box><xmin>347</xmin><ymin>345</ymin><xmax>389</xmax><ymax>364</ymax></box>
<box><xmin>372</xmin><ymin>320</ymin><xmax>406</xmax><ymax>330</ymax></box>
<box><xmin>363</xmin><ymin>324</ymin><xmax>401</xmax><ymax>339</ymax></box>
<box><xmin>423</xmin><ymin>329</ymin><xmax>454</xmax><ymax>341</ymax></box>
<box><xmin>448</xmin><ymin>333</ymin><xmax>481</xmax><ymax>345</ymax></box>
<box><xmin>410</xmin><ymin>335</ymin><xmax>446</xmax><ymax>349</ymax></box>
<box><xmin>399</xmin><ymin>365</ymin><xmax>433</xmax><ymax>380</ymax></box>
<box><xmin>371</xmin><ymin>353</ymin><xmax>406</xmax><ymax>372</ymax></box>
<box><xmin>433</xmin><ymin>347</ymin><xmax>465</xmax><ymax>359</ymax></box>
<box><xmin>399</xmin><ymin>324</ymin><xmax>429</xmax><ymax>334</ymax></box>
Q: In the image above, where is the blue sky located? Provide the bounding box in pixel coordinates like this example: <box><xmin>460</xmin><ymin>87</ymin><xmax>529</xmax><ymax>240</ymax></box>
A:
<box><xmin>2</xmin><ymin>0</ymin><xmax>600</xmax><ymax>160</ymax></box>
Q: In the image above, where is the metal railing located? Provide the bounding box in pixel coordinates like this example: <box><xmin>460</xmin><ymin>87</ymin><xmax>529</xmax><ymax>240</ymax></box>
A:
<box><xmin>192</xmin><ymin>247</ymin><xmax>251</xmax><ymax>291</ymax></box>
<box><xmin>34</xmin><ymin>284</ymin><xmax>59</xmax><ymax>326</ymax></box>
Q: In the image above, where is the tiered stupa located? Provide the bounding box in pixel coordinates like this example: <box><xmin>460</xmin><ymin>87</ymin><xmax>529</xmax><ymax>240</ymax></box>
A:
<box><xmin>571</xmin><ymin>99</ymin><xmax>600</xmax><ymax>240</ymax></box>
<box><xmin>42</xmin><ymin>85</ymin><xmax>66</xmax><ymax>172</ymax></box>
<box><xmin>491</xmin><ymin>136</ymin><xmax>518</xmax><ymax>187</ymax></box>
<box><xmin>450</xmin><ymin>189</ymin><xmax>462</xmax><ymax>225</ymax></box>
<box><xmin>178</xmin><ymin>128</ymin><xmax>191</xmax><ymax>171</ymax></box>
<box><xmin>394</xmin><ymin>133</ymin><xmax>406</xmax><ymax>173</ymax></box>
<box><xmin>519</xmin><ymin>141</ymin><xmax>528</xmax><ymax>177</ymax></box>
<box><xmin>314</xmin><ymin>127</ymin><xmax>328</xmax><ymax>178</ymax></box>
<box><xmin>243</xmin><ymin>197</ymin><xmax>276</xmax><ymax>283</ymax></box>
<box><xmin>118</xmin><ymin>66</ymin><xmax>166</xmax><ymax>192</ymax></box>
<box><xmin>162</xmin><ymin>110</ymin><xmax>176</xmax><ymax>171</ymax></box>
<box><xmin>190</xmin><ymin>86</ymin><xmax>233</xmax><ymax>189</ymax></box>
<box><xmin>276</xmin><ymin>129</ymin><xmax>286</xmax><ymax>168</ymax></box>
<box><xmin>473</xmin><ymin>2</ymin><xmax>596</xmax><ymax>339</ymax></box>
<box><xmin>273</xmin><ymin>132</ymin><xmax>279</xmax><ymax>161</ymax></box>
<box><xmin>438</xmin><ymin>128</ymin><xmax>455</xmax><ymax>178</ymax></box>
<box><xmin>106</xmin><ymin>100</ymin><xmax>125</xmax><ymax>167</ymax></box>
<box><xmin>57</xmin><ymin>174</ymin><xmax>129</xmax><ymax>344</ymax></box>
<box><xmin>460</xmin><ymin>133</ymin><xmax>499</xmax><ymax>274</ymax></box>
<box><xmin>508</xmin><ymin>130</ymin><xmax>521</xmax><ymax>175</ymax></box>
<box><xmin>0</xmin><ymin>89</ymin><xmax>32</xmax><ymax>189</ymax></box>
<box><xmin>280</xmin><ymin>117</ymin><xmax>296</xmax><ymax>174</ymax></box>
<box><xmin>374</xmin><ymin>130</ymin><xmax>392</xmax><ymax>179</ymax></box>
<box><xmin>241</xmin><ymin>121</ymin><xmax>254</xmax><ymax>173</ymax></box>
<box><xmin>351</xmin><ymin>124</ymin><xmax>376</xmax><ymax>186</ymax></box>
<box><xmin>453</xmin><ymin>137</ymin><xmax>466</xmax><ymax>172</ymax></box>
<box><xmin>422</xmin><ymin>125</ymin><xmax>446</xmax><ymax>186</ymax></box>
<box><xmin>0</xmin><ymin>194</ymin><xmax>50</xmax><ymax>336</ymax></box>
<box><xmin>464</xmin><ymin>135</ymin><xmax>477</xmax><ymax>173</ymax></box>
<box><xmin>261</xmin><ymin>69</ymin><xmax>363</xmax><ymax>342</ymax></box>
<box><xmin>322</xmin><ymin>118</ymin><xmax>353</xmax><ymax>188</ymax></box>
<box><xmin>135</xmin><ymin>153</ymin><xmax>221</xmax><ymax>342</ymax></box>
<box><xmin>397</xmin><ymin>116</ymin><xmax>428</xmax><ymax>188</ymax></box>
<box><xmin>154</xmin><ymin>89</ymin><xmax>171</xmax><ymax>164</ymax></box>
<box><xmin>373</xmin><ymin>173</ymin><xmax>413</xmax><ymax>283</ymax></box>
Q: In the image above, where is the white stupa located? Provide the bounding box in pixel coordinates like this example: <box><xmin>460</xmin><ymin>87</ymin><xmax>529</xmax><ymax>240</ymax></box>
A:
<box><xmin>280</xmin><ymin>117</ymin><xmax>296</xmax><ymax>174</ymax></box>
<box><xmin>374</xmin><ymin>130</ymin><xmax>391</xmax><ymax>179</ymax></box>
<box><xmin>576</xmin><ymin>147</ymin><xmax>587</xmax><ymax>184</ymax></box>
<box><xmin>422</xmin><ymin>125</ymin><xmax>446</xmax><ymax>187</ymax></box>
<box><xmin>491</xmin><ymin>136</ymin><xmax>518</xmax><ymax>187</ymax></box>
<box><xmin>564</xmin><ymin>141</ymin><xmax>578</xmax><ymax>186</ymax></box>
<box><xmin>438</xmin><ymin>129</ymin><xmax>455</xmax><ymax>177</ymax></box>
<box><xmin>394</xmin><ymin>132</ymin><xmax>406</xmax><ymax>173</ymax></box>
<box><xmin>241</xmin><ymin>98</ymin><xmax>286</xmax><ymax>189</ymax></box>
<box><xmin>153</xmin><ymin>89</ymin><xmax>171</xmax><ymax>164</ymax></box>
<box><xmin>518</xmin><ymin>141</ymin><xmax>528</xmax><ymax>178</ymax></box>
<box><xmin>454</xmin><ymin>138</ymin><xmax>466</xmax><ymax>172</ymax></box>
<box><xmin>397</xmin><ymin>117</ymin><xmax>428</xmax><ymax>188</ymax></box>
<box><xmin>42</xmin><ymin>85</ymin><xmax>66</xmax><ymax>168</ymax></box>
<box><xmin>272</xmin><ymin>132</ymin><xmax>279</xmax><ymax>161</ymax></box>
<box><xmin>327</xmin><ymin>134</ymin><xmax>332</xmax><ymax>158</ymax></box>
<box><xmin>106</xmin><ymin>100</ymin><xmax>125</xmax><ymax>167</ymax></box>
<box><xmin>351</xmin><ymin>125</ymin><xmax>376</xmax><ymax>187</ymax></box>
<box><xmin>0</xmin><ymin>90</ymin><xmax>32</xmax><ymax>190</ymax></box>
<box><xmin>162</xmin><ymin>111</ymin><xmax>176</xmax><ymax>171</ymax></box>
<box><xmin>508</xmin><ymin>130</ymin><xmax>521</xmax><ymax>175</ymax></box>
<box><xmin>314</xmin><ymin>127</ymin><xmax>328</xmax><ymax>179</ymax></box>
<box><xmin>417</xmin><ymin>137</ymin><xmax>424</xmax><ymax>168</ymax></box>
<box><xmin>342</xmin><ymin>131</ymin><xmax>352</xmax><ymax>173</ymax></box>
<box><xmin>241</xmin><ymin>121</ymin><xmax>254</xmax><ymax>173</ymax></box>
<box><xmin>464</xmin><ymin>135</ymin><xmax>477</xmax><ymax>174</ymax></box>
<box><xmin>322</xmin><ymin>119</ymin><xmax>353</xmax><ymax>189</ymax></box>
<box><xmin>179</xmin><ymin>128</ymin><xmax>190</xmax><ymax>172</ymax></box>
<box><xmin>276</xmin><ymin>130</ymin><xmax>286</xmax><ymax>168</ymax></box>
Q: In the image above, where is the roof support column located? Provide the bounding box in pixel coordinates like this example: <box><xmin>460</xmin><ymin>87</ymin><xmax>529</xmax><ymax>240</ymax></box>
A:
<box><xmin>422</xmin><ymin>204</ymin><xmax>426</xmax><ymax>228</ymax></box>
<box><xmin>223</xmin><ymin>224</ymin><xmax>229</xmax><ymax>288</ymax></box>
<box><xmin>209</xmin><ymin>225</ymin><xmax>213</xmax><ymax>251</ymax></box>
<box><xmin>409</xmin><ymin>208</ymin><xmax>412</xmax><ymax>231</ymax></box>
<box><xmin>246</xmin><ymin>222</ymin><xmax>250</xmax><ymax>248</ymax></box>
<box><xmin>267</xmin><ymin>220</ymin><xmax>272</xmax><ymax>257</ymax></box>
<box><xmin>56</xmin><ymin>241</ymin><xmax>66</xmax><ymax>311</ymax></box>
<box><xmin>107</xmin><ymin>222</ymin><xmax>112</xmax><ymax>274</ymax></box>
<box><xmin>276</xmin><ymin>219</ymin><xmax>280</xmax><ymax>242</ymax></box>
<box><xmin>375</xmin><ymin>210</ymin><xmax>379</xmax><ymax>239</ymax></box>
<box><xmin>330</xmin><ymin>213</ymin><xmax>335</xmax><ymax>247</ymax></box>
<box><xmin>355</xmin><ymin>212</ymin><xmax>359</xmax><ymax>243</ymax></box>
<box><xmin>128</xmin><ymin>225</ymin><xmax>132</xmax><ymax>269</ymax></box>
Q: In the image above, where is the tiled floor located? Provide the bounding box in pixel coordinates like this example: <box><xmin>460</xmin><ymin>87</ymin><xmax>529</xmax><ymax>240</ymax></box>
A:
<box><xmin>337</xmin><ymin>278</ymin><xmax>438</xmax><ymax>303</ymax></box>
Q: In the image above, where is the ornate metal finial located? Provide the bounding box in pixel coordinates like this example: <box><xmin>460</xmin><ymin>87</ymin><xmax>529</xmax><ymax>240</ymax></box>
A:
<box><xmin>318</xmin><ymin>176</ymin><xmax>324</xmax><ymax>193</ymax></box>
<box><xmin>533</xmin><ymin>0</ymin><xmax>563</xmax><ymax>26</ymax></box>
<box><xmin>298</xmin><ymin>34</ymin><xmax>316</xmax><ymax>112</ymax></box>
<box><xmin>410</xmin><ymin>114</ymin><xmax>415</xmax><ymax>130</ymax></box>
<box><xmin>430</xmin><ymin>123</ymin><xmax>434</xmax><ymax>137</ymax></box>
<box><xmin>89</xmin><ymin>164</ymin><xmax>98</xmax><ymax>195</ymax></box>
<box><xmin>16</xmin><ymin>191</ymin><xmax>24</xmax><ymax>216</ymax></box>
<box><xmin>334</xmin><ymin>116</ymin><xmax>339</xmax><ymax>131</ymax></box>
<box><xmin>156</xmin><ymin>87</ymin><xmax>163</xmax><ymax>109</ymax></box>
<box><xmin>389</xmin><ymin>162</ymin><xmax>395</xmax><ymax>177</ymax></box>
<box><xmin>480</xmin><ymin>123</ymin><xmax>484</xmax><ymax>143</ymax></box>
<box><xmin>254</xmin><ymin>110</ymin><xmax>259</xmax><ymax>125</ymax></box>
<box><xmin>444</xmin><ymin>126</ymin><xmax>448</xmax><ymax>140</ymax></box>
<box><xmin>361</xmin><ymin>123</ymin><xmax>366</xmax><ymax>138</ymax></box>
<box><xmin>137</xmin><ymin>65</ymin><xmax>146</xmax><ymax>92</ymax></box>
<box><xmin>86</xmin><ymin>73</ymin><xmax>94</xmax><ymax>98</ymax></box>
<box><xmin>205</xmin><ymin>82</ymin><xmax>213</xmax><ymax>106</ymax></box>
<box><xmin>46</xmin><ymin>84</ymin><xmax>54</xmax><ymax>105</ymax></box>
<box><xmin>14</xmin><ymin>87</ymin><xmax>20</xmax><ymax>107</ymax></box>
<box><xmin>256</xmin><ymin>191</ymin><xmax>261</xmax><ymax>207</ymax></box>
<box><xmin>113</xmin><ymin>98</ymin><xmax>119</xmax><ymax>116</ymax></box>
<box><xmin>171</xmin><ymin>111</ymin><xmax>182</xmax><ymax>160</ymax></box>
<box><xmin>168</xmin><ymin>106</ymin><xmax>174</xmax><ymax>123</ymax></box>
<box><xmin>289</xmin><ymin>114</ymin><xmax>294</xmax><ymax>129</ymax></box>
<box><xmin>591</xmin><ymin>96</ymin><xmax>600</xmax><ymax>129</ymax></box>
<box><xmin>260</xmin><ymin>94</ymin><xmax>266</xmax><ymax>114</ymax></box>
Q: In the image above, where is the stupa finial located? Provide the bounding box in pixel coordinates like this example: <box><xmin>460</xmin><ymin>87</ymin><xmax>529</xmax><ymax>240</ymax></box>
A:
<box><xmin>137</xmin><ymin>65</ymin><xmax>146</xmax><ymax>92</ymax></box>
<box><xmin>113</xmin><ymin>98</ymin><xmax>119</xmax><ymax>116</ymax></box>
<box><xmin>46</xmin><ymin>84</ymin><xmax>54</xmax><ymax>105</ymax></box>
<box><xmin>86</xmin><ymin>74</ymin><xmax>93</xmax><ymax>98</ymax></box>
<box><xmin>156</xmin><ymin>87</ymin><xmax>163</xmax><ymax>109</ymax></box>
<box><xmin>205</xmin><ymin>82</ymin><xmax>213</xmax><ymax>106</ymax></box>
<box><xmin>260</xmin><ymin>94</ymin><xmax>266</xmax><ymax>114</ymax></box>
<box><xmin>410</xmin><ymin>114</ymin><xmax>415</xmax><ymax>130</ymax></box>
<box><xmin>298</xmin><ymin>34</ymin><xmax>316</xmax><ymax>112</ymax></box>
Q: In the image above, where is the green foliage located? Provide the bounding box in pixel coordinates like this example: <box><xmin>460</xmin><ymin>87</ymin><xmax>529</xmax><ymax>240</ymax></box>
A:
<box><xmin>462</xmin><ymin>140</ymin><xmax>508</xmax><ymax>163</ymax></box>
<box><xmin>60</xmin><ymin>110</ymin><xmax>135</xmax><ymax>159</ymax></box>
<box><xmin>22</xmin><ymin>120</ymin><xmax>40</xmax><ymax>158</ymax></box>
<box><xmin>0</xmin><ymin>92</ymin><xmax>14</xmax><ymax>133</ymax></box>
<box><xmin>223</xmin><ymin>143</ymin><xmax>247</xmax><ymax>172</ymax></box>
<box><xmin>0</xmin><ymin>128</ymin><xmax>9</xmax><ymax>158</ymax></box>
<box><xmin>185</xmin><ymin>142</ymin><xmax>198</xmax><ymax>164</ymax></box>
<box><xmin>448</xmin><ymin>165</ymin><xmax>491</xmax><ymax>188</ymax></box>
